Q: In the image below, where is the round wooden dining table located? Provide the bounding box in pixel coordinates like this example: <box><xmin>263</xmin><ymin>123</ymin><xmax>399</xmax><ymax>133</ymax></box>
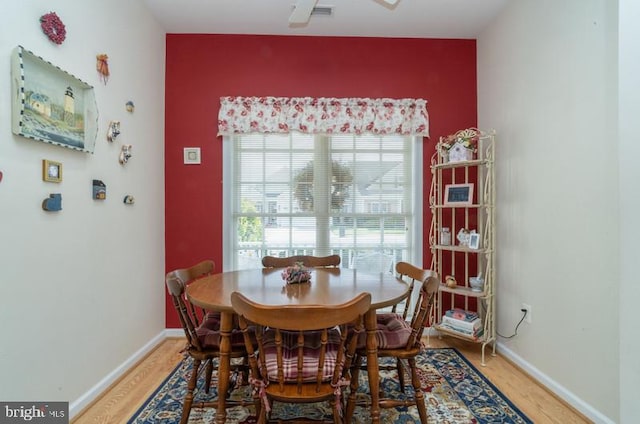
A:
<box><xmin>186</xmin><ymin>266</ymin><xmax>410</xmax><ymax>424</ymax></box>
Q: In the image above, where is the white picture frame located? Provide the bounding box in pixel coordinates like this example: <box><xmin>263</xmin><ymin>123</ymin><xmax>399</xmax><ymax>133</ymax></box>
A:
<box><xmin>443</xmin><ymin>183</ymin><xmax>474</xmax><ymax>206</ymax></box>
<box><xmin>468</xmin><ymin>232</ymin><xmax>480</xmax><ymax>249</ymax></box>
<box><xmin>183</xmin><ymin>147</ymin><xmax>201</xmax><ymax>164</ymax></box>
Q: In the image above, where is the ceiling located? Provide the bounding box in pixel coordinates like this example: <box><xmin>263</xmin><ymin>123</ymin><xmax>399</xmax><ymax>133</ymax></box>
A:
<box><xmin>142</xmin><ymin>0</ymin><xmax>510</xmax><ymax>39</ymax></box>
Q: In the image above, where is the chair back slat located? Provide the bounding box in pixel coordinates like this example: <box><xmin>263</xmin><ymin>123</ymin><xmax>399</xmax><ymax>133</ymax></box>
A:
<box><xmin>262</xmin><ymin>254</ymin><xmax>341</xmax><ymax>268</ymax></box>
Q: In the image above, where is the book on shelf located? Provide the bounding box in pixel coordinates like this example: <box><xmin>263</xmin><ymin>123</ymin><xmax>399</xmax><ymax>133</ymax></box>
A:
<box><xmin>444</xmin><ymin>308</ymin><xmax>478</xmax><ymax>322</ymax></box>
<box><xmin>442</xmin><ymin>315</ymin><xmax>481</xmax><ymax>331</ymax></box>
<box><xmin>440</xmin><ymin>315</ymin><xmax>484</xmax><ymax>339</ymax></box>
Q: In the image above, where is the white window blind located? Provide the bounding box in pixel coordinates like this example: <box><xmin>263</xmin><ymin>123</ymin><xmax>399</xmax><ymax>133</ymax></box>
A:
<box><xmin>223</xmin><ymin>133</ymin><xmax>421</xmax><ymax>271</ymax></box>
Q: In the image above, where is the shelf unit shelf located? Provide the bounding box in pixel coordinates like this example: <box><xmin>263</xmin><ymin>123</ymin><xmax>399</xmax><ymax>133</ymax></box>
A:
<box><xmin>431</xmin><ymin>244</ymin><xmax>492</xmax><ymax>254</ymax></box>
<box><xmin>438</xmin><ymin>283</ymin><xmax>491</xmax><ymax>298</ymax></box>
<box><xmin>431</xmin><ymin>158</ymin><xmax>489</xmax><ymax>170</ymax></box>
<box><xmin>429</xmin><ymin>128</ymin><xmax>496</xmax><ymax>366</ymax></box>
<box><xmin>430</xmin><ymin>204</ymin><xmax>485</xmax><ymax>209</ymax></box>
<box><xmin>433</xmin><ymin>323</ymin><xmax>489</xmax><ymax>343</ymax></box>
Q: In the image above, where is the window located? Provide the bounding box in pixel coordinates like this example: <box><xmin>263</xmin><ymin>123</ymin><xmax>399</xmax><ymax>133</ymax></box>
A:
<box><xmin>223</xmin><ymin>133</ymin><xmax>422</xmax><ymax>270</ymax></box>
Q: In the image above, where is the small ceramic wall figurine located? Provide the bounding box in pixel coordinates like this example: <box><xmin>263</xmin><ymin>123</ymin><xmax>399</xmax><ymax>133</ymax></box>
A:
<box><xmin>119</xmin><ymin>144</ymin><xmax>132</xmax><ymax>165</ymax></box>
<box><xmin>125</xmin><ymin>101</ymin><xmax>135</xmax><ymax>113</ymax></box>
<box><xmin>96</xmin><ymin>54</ymin><xmax>110</xmax><ymax>85</ymax></box>
<box><xmin>93</xmin><ymin>180</ymin><xmax>106</xmax><ymax>200</ymax></box>
<box><xmin>107</xmin><ymin>120</ymin><xmax>120</xmax><ymax>142</ymax></box>
<box><xmin>123</xmin><ymin>195</ymin><xmax>135</xmax><ymax>204</ymax></box>
<box><xmin>42</xmin><ymin>193</ymin><xmax>62</xmax><ymax>211</ymax></box>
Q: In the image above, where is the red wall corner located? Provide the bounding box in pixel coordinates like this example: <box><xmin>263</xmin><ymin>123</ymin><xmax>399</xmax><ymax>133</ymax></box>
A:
<box><xmin>164</xmin><ymin>34</ymin><xmax>477</xmax><ymax>328</ymax></box>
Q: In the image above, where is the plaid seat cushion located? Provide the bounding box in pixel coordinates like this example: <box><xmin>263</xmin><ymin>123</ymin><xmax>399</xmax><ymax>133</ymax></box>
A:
<box><xmin>196</xmin><ymin>312</ymin><xmax>247</xmax><ymax>349</ymax></box>
<box><xmin>357</xmin><ymin>313</ymin><xmax>411</xmax><ymax>349</ymax></box>
<box><xmin>261</xmin><ymin>329</ymin><xmax>342</xmax><ymax>382</ymax></box>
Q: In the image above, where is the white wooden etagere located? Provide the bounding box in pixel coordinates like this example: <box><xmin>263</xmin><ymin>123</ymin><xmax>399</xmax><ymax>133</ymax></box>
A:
<box><xmin>428</xmin><ymin>128</ymin><xmax>496</xmax><ymax>365</ymax></box>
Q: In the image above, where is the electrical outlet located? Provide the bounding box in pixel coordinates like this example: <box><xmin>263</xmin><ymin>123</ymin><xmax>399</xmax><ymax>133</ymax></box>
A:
<box><xmin>521</xmin><ymin>303</ymin><xmax>532</xmax><ymax>324</ymax></box>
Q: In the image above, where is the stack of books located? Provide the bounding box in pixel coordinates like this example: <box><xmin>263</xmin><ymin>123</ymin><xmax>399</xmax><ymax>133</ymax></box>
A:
<box><xmin>440</xmin><ymin>308</ymin><xmax>484</xmax><ymax>339</ymax></box>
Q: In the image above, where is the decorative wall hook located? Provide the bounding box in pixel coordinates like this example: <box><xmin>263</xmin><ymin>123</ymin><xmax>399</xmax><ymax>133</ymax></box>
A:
<box><xmin>107</xmin><ymin>120</ymin><xmax>120</xmax><ymax>142</ymax></box>
<box><xmin>42</xmin><ymin>193</ymin><xmax>62</xmax><ymax>211</ymax></box>
<box><xmin>123</xmin><ymin>195</ymin><xmax>135</xmax><ymax>205</ymax></box>
<box><xmin>119</xmin><ymin>144</ymin><xmax>132</xmax><ymax>165</ymax></box>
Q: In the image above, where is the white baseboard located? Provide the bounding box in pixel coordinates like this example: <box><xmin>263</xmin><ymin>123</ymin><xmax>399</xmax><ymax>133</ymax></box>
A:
<box><xmin>165</xmin><ymin>328</ymin><xmax>185</xmax><ymax>338</ymax></box>
<box><xmin>69</xmin><ymin>331</ymin><xmax>169</xmax><ymax>419</ymax></box>
<box><xmin>496</xmin><ymin>342</ymin><xmax>615</xmax><ymax>424</ymax></box>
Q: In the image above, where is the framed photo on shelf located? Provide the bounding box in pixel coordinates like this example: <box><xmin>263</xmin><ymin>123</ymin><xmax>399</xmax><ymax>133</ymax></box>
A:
<box><xmin>42</xmin><ymin>159</ymin><xmax>62</xmax><ymax>183</ymax></box>
<box><xmin>468</xmin><ymin>232</ymin><xmax>481</xmax><ymax>249</ymax></box>
<box><xmin>11</xmin><ymin>46</ymin><xmax>98</xmax><ymax>153</ymax></box>
<box><xmin>444</xmin><ymin>183</ymin><xmax>474</xmax><ymax>206</ymax></box>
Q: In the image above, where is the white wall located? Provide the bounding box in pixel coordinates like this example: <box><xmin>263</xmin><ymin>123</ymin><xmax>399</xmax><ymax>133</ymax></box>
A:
<box><xmin>477</xmin><ymin>1</ymin><xmax>619</xmax><ymax>422</ymax></box>
<box><xmin>0</xmin><ymin>0</ymin><xmax>166</xmax><ymax>417</ymax></box>
<box><xmin>618</xmin><ymin>0</ymin><xmax>640</xmax><ymax>422</ymax></box>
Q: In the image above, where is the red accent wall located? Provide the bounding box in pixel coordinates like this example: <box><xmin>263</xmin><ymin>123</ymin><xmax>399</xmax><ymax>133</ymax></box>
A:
<box><xmin>165</xmin><ymin>34</ymin><xmax>477</xmax><ymax>327</ymax></box>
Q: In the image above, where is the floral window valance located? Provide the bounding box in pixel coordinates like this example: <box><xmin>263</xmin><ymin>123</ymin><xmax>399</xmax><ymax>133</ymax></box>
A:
<box><xmin>217</xmin><ymin>96</ymin><xmax>429</xmax><ymax>136</ymax></box>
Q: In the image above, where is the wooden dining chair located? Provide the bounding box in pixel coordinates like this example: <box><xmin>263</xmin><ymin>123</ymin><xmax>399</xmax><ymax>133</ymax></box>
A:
<box><xmin>231</xmin><ymin>291</ymin><xmax>371</xmax><ymax>424</ymax></box>
<box><xmin>261</xmin><ymin>254</ymin><xmax>341</xmax><ymax>268</ymax></box>
<box><xmin>387</xmin><ymin>261</ymin><xmax>429</xmax><ymax>319</ymax></box>
<box><xmin>166</xmin><ymin>259</ymin><xmax>216</xmax><ymax>326</ymax></box>
<box><xmin>349</xmin><ymin>251</ymin><xmax>395</xmax><ymax>274</ymax></box>
<box><xmin>166</xmin><ymin>265</ymin><xmax>249</xmax><ymax>424</ymax></box>
<box><xmin>345</xmin><ymin>265</ymin><xmax>439</xmax><ymax>424</ymax></box>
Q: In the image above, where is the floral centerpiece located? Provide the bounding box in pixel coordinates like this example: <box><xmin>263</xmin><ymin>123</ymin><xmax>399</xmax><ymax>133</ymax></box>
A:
<box><xmin>281</xmin><ymin>262</ymin><xmax>312</xmax><ymax>284</ymax></box>
<box><xmin>438</xmin><ymin>128</ymin><xmax>480</xmax><ymax>163</ymax></box>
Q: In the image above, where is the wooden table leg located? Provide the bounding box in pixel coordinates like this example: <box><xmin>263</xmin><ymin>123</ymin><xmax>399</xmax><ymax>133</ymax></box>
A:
<box><xmin>215</xmin><ymin>311</ymin><xmax>233</xmax><ymax>424</ymax></box>
<box><xmin>365</xmin><ymin>309</ymin><xmax>381</xmax><ymax>424</ymax></box>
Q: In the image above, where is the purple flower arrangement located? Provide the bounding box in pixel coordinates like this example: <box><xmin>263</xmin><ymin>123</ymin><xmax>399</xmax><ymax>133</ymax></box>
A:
<box><xmin>281</xmin><ymin>262</ymin><xmax>312</xmax><ymax>284</ymax></box>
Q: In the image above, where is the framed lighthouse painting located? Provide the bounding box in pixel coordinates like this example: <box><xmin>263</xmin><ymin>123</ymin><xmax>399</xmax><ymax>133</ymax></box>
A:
<box><xmin>11</xmin><ymin>46</ymin><xmax>98</xmax><ymax>153</ymax></box>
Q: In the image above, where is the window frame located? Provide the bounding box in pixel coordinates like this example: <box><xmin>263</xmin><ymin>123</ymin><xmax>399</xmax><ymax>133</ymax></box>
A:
<box><xmin>222</xmin><ymin>134</ymin><xmax>423</xmax><ymax>271</ymax></box>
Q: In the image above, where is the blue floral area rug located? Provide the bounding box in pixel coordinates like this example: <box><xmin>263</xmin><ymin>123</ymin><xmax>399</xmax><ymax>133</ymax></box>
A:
<box><xmin>128</xmin><ymin>348</ymin><xmax>532</xmax><ymax>423</ymax></box>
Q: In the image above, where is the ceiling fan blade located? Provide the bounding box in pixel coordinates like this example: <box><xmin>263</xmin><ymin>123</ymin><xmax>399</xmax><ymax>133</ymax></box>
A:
<box><xmin>289</xmin><ymin>0</ymin><xmax>319</xmax><ymax>24</ymax></box>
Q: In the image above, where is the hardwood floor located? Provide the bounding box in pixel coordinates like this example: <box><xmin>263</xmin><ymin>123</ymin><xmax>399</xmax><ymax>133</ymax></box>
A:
<box><xmin>72</xmin><ymin>336</ymin><xmax>591</xmax><ymax>424</ymax></box>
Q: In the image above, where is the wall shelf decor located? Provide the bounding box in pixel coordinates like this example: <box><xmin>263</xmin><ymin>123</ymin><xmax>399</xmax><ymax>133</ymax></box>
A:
<box><xmin>11</xmin><ymin>46</ymin><xmax>98</xmax><ymax>153</ymax></box>
<box><xmin>429</xmin><ymin>128</ymin><xmax>496</xmax><ymax>365</ymax></box>
<box><xmin>93</xmin><ymin>180</ymin><xmax>106</xmax><ymax>200</ymax></box>
<box><xmin>42</xmin><ymin>193</ymin><xmax>62</xmax><ymax>211</ymax></box>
